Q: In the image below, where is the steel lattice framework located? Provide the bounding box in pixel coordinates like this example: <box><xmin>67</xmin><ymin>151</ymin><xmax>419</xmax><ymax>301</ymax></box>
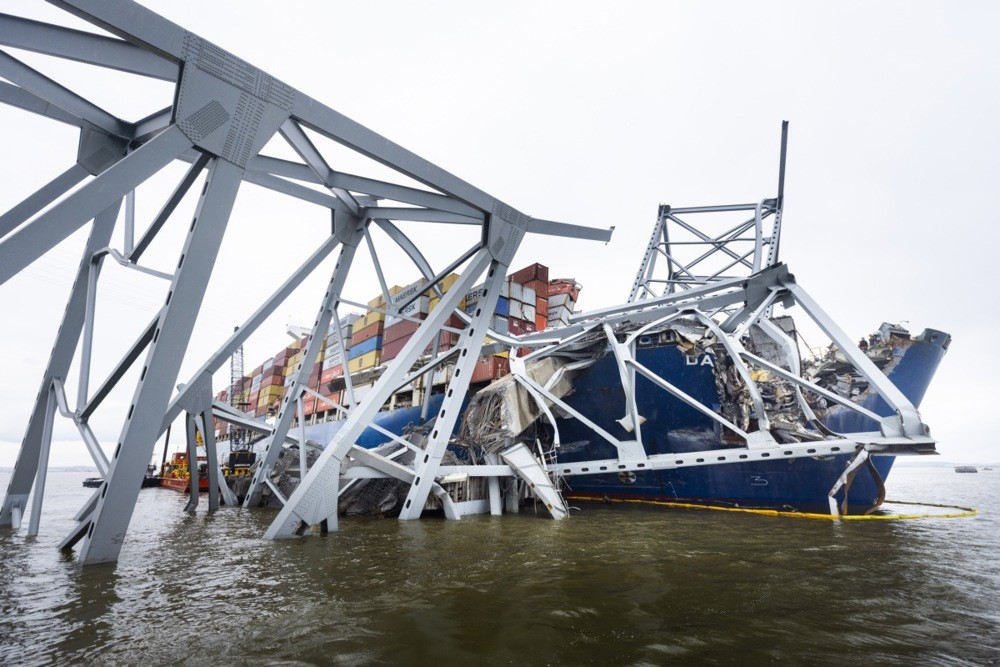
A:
<box><xmin>0</xmin><ymin>1</ymin><xmax>612</xmax><ymax>564</ymax></box>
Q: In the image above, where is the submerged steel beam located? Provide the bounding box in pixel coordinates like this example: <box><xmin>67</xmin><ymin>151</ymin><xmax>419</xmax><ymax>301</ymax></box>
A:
<box><xmin>1</xmin><ymin>201</ymin><xmax>120</xmax><ymax>529</ymax></box>
<box><xmin>76</xmin><ymin>159</ymin><xmax>243</xmax><ymax>564</ymax></box>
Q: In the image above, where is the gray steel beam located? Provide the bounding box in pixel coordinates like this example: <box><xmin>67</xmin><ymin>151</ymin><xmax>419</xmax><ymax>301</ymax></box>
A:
<box><xmin>47</xmin><ymin>0</ymin><xmax>189</xmax><ymax>64</ymax></box>
<box><xmin>0</xmin><ymin>13</ymin><xmax>176</xmax><ymax>80</ymax></box>
<box><xmin>0</xmin><ymin>125</ymin><xmax>192</xmax><ymax>287</ymax></box>
<box><xmin>242</xmin><ymin>170</ymin><xmax>340</xmax><ymax>210</ymax></box>
<box><xmin>398</xmin><ymin>256</ymin><xmax>509</xmax><ymax>519</ymax></box>
<box><xmin>0</xmin><ymin>81</ymin><xmax>83</xmax><ymax>127</ymax></box>
<box><xmin>329</xmin><ymin>172</ymin><xmax>480</xmax><ymax>218</ymax></box>
<box><xmin>360</xmin><ymin>207</ymin><xmax>481</xmax><ymax>225</ymax></box>
<box><xmin>183</xmin><ymin>413</ymin><xmax>199</xmax><ymax>512</ymax></box>
<box><xmin>265</xmin><ymin>247</ymin><xmax>497</xmax><ymax>538</ymax></box>
<box><xmin>243</xmin><ymin>215</ymin><xmax>365</xmax><ymax>507</ymax></box>
<box><xmin>130</xmin><ymin>153</ymin><xmax>209</xmax><ymax>262</ymax></box>
<box><xmin>131</xmin><ymin>106</ymin><xmax>173</xmax><ymax>144</ymax></box>
<box><xmin>279</xmin><ymin>119</ymin><xmax>360</xmax><ymax>215</ymax></box>
<box><xmin>75</xmin><ymin>158</ymin><xmax>242</xmax><ymax>565</ymax></box>
<box><xmin>1</xmin><ymin>200</ymin><xmax>120</xmax><ymax>528</ymax></box>
<box><xmin>0</xmin><ymin>163</ymin><xmax>88</xmax><ymax>240</ymax></box>
<box><xmin>0</xmin><ymin>50</ymin><xmax>129</xmax><ymax>138</ymax></box>
<box><xmin>292</xmin><ymin>97</ymin><xmax>496</xmax><ymax>214</ymax></box>
<box><xmin>161</xmin><ymin>231</ymin><xmax>343</xmax><ymax>434</ymax></box>
<box><xmin>784</xmin><ymin>283</ymin><xmax>924</xmax><ymax>438</ymax></box>
<box><xmin>528</xmin><ymin>218</ymin><xmax>614</xmax><ymax>242</ymax></box>
<box><xmin>25</xmin><ymin>385</ymin><xmax>57</xmax><ymax>537</ymax></box>
<box><xmin>248</xmin><ymin>156</ymin><xmax>482</xmax><ymax>219</ymax></box>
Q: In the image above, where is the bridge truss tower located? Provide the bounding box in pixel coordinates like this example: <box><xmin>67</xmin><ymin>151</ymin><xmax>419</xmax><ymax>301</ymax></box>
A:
<box><xmin>0</xmin><ymin>0</ymin><xmax>611</xmax><ymax>565</ymax></box>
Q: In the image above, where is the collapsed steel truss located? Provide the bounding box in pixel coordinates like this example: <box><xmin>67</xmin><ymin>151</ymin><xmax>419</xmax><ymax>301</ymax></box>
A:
<box><xmin>0</xmin><ymin>1</ymin><xmax>611</xmax><ymax>564</ymax></box>
<box><xmin>1</xmin><ymin>3</ymin><xmax>937</xmax><ymax>569</ymax></box>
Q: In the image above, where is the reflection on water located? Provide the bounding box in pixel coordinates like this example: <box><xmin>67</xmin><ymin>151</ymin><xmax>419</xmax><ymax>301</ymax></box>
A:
<box><xmin>1</xmin><ymin>467</ymin><xmax>998</xmax><ymax>665</ymax></box>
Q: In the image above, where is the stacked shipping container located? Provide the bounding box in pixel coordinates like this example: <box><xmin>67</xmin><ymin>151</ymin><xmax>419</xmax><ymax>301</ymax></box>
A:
<box><xmin>216</xmin><ymin>264</ymin><xmax>581</xmax><ymax>433</ymax></box>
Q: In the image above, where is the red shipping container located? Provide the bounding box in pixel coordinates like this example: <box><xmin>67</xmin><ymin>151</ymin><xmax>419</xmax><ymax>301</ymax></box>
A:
<box><xmin>524</xmin><ymin>278</ymin><xmax>547</xmax><ymax>301</ymax></box>
<box><xmin>548</xmin><ymin>279</ymin><xmax>580</xmax><ymax>301</ymax></box>
<box><xmin>535</xmin><ymin>314</ymin><xmax>547</xmax><ymax>331</ymax></box>
<box><xmin>384</xmin><ymin>318</ymin><xmax>422</xmax><ymax>345</ymax></box>
<box><xmin>320</xmin><ymin>366</ymin><xmax>342</xmax><ymax>384</ymax></box>
<box><xmin>432</xmin><ymin>331</ymin><xmax>460</xmax><ymax>350</ymax></box>
<box><xmin>261</xmin><ymin>374</ymin><xmax>280</xmax><ymax>389</ymax></box>
<box><xmin>471</xmin><ymin>356</ymin><xmax>510</xmax><ymax>383</ymax></box>
<box><xmin>351</xmin><ymin>320</ymin><xmax>384</xmax><ymax>345</ymax></box>
<box><xmin>509</xmin><ymin>263</ymin><xmax>549</xmax><ymax>285</ymax></box>
<box><xmin>381</xmin><ymin>336</ymin><xmax>408</xmax><ymax>362</ymax></box>
<box><xmin>535</xmin><ymin>296</ymin><xmax>549</xmax><ymax>317</ymax></box>
<box><xmin>509</xmin><ymin>318</ymin><xmax>537</xmax><ymax>336</ymax></box>
<box><xmin>316</xmin><ymin>391</ymin><xmax>342</xmax><ymax>412</ymax></box>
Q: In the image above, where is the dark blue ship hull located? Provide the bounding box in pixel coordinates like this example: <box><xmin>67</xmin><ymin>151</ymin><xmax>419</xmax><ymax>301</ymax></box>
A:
<box><xmin>306</xmin><ymin>330</ymin><xmax>948</xmax><ymax>516</ymax></box>
<box><xmin>555</xmin><ymin>330</ymin><xmax>950</xmax><ymax>514</ymax></box>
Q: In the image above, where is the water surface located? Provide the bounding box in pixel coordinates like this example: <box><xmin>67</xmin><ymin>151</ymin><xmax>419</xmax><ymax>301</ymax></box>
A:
<box><xmin>1</xmin><ymin>466</ymin><xmax>997</xmax><ymax>665</ymax></box>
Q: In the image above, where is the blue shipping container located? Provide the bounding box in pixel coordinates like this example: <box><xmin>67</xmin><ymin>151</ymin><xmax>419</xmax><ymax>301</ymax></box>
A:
<box><xmin>496</xmin><ymin>297</ymin><xmax>509</xmax><ymax>317</ymax></box>
<box><xmin>348</xmin><ymin>335</ymin><xmax>383</xmax><ymax>360</ymax></box>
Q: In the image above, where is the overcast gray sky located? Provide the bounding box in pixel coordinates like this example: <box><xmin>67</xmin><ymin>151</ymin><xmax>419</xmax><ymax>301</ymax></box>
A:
<box><xmin>1</xmin><ymin>1</ymin><xmax>998</xmax><ymax>469</ymax></box>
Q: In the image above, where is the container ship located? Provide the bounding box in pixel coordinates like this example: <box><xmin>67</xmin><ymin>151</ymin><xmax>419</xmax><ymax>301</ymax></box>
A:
<box><xmin>203</xmin><ymin>255</ymin><xmax>947</xmax><ymax>516</ymax></box>
<box><xmin>193</xmin><ymin>129</ymin><xmax>947</xmax><ymax>518</ymax></box>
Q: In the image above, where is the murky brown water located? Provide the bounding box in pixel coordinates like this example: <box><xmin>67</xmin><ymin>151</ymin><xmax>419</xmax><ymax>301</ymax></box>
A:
<box><xmin>1</xmin><ymin>466</ymin><xmax>998</xmax><ymax>666</ymax></box>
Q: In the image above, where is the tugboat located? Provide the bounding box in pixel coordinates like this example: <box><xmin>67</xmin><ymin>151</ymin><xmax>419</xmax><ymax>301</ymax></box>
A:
<box><xmin>158</xmin><ymin>452</ymin><xmax>209</xmax><ymax>493</ymax></box>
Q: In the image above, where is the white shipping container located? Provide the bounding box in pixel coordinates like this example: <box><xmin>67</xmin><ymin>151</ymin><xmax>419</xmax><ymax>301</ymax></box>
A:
<box><xmin>262</xmin><ymin>357</ymin><xmax>274</xmax><ymax>371</ymax></box>
<box><xmin>548</xmin><ymin>311</ymin><xmax>571</xmax><ymax>328</ymax></box>
<box><xmin>490</xmin><ymin>315</ymin><xmax>509</xmax><ymax>335</ymax></box>
<box><xmin>328</xmin><ymin>312</ymin><xmax>362</xmax><ymax>335</ymax></box>
<box><xmin>509</xmin><ymin>299</ymin><xmax>523</xmax><ymax>320</ymax></box>
<box><xmin>548</xmin><ymin>293</ymin><xmax>575</xmax><ymax>308</ymax></box>
<box><xmin>508</xmin><ymin>281</ymin><xmax>523</xmax><ymax>302</ymax></box>
<box><xmin>500</xmin><ymin>280</ymin><xmax>510</xmax><ymax>298</ymax></box>
<box><xmin>549</xmin><ymin>304</ymin><xmax>574</xmax><ymax>320</ymax></box>
<box><xmin>400</xmin><ymin>295</ymin><xmax>430</xmax><ymax>318</ymax></box>
<box><xmin>325</xmin><ymin>333</ymin><xmax>350</xmax><ymax>350</ymax></box>
<box><xmin>322</xmin><ymin>351</ymin><xmax>343</xmax><ymax>369</ymax></box>
<box><xmin>523</xmin><ymin>304</ymin><xmax>536</xmax><ymax>322</ymax></box>
<box><xmin>389</xmin><ymin>278</ymin><xmax>429</xmax><ymax>310</ymax></box>
<box><xmin>522</xmin><ymin>286</ymin><xmax>536</xmax><ymax>305</ymax></box>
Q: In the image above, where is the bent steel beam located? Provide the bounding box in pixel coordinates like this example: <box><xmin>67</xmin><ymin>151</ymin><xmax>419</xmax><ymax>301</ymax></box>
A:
<box><xmin>1</xmin><ymin>201</ymin><xmax>120</xmax><ymax>528</ymax></box>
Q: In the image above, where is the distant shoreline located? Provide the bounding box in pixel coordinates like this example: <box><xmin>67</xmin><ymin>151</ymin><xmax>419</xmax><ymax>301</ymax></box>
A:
<box><xmin>0</xmin><ymin>466</ymin><xmax>98</xmax><ymax>474</ymax></box>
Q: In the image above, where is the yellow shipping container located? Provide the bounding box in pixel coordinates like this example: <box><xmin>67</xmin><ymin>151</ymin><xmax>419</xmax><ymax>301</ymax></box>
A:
<box><xmin>429</xmin><ymin>295</ymin><xmax>467</xmax><ymax>312</ymax></box>
<box><xmin>367</xmin><ymin>284</ymin><xmax>408</xmax><ymax>310</ymax></box>
<box><xmin>259</xmin><ymin>384</ymin><xmax>283</xmax><ymax>398</ymax></box>
<box><xmin>351</xmin><ymin>309</ymin><xmax>386</xmax><ymax>334</ymax></box>
<box><xmin>348</xmin><ymin>350</ymin><xmax>381</xmax><ymax>373</ymax></box>
<box><xmin>493</xmin><ymin>350</ymin><xmax>510</xmax><ymax>359</ymax></box>
<box><xmin>288</xmin><ymin>351</ymin><xmax>303</xmax><ymax>369</ymax></box>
